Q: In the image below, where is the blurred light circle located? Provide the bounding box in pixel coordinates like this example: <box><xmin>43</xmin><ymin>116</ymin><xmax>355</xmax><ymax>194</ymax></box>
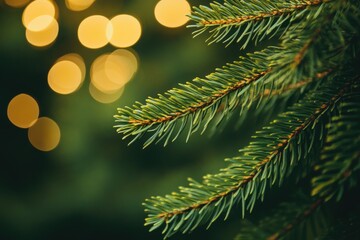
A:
<box><xmin>90</xmin><ymin>54</ymin><xmax>123</xmax><ymax>93</ymax></box>
<box><xmin>7</xmin><ymin>94</ymin><xmax>40</xmax><ymax>129</ymax></box>
<box><xmin>22</xmin><ymin>0</ymin><xmax>56</xmax><ymax>31</ymax></box>
<box><xmin>154</xmin><ymin>0</ymin><xmax>191</xmax><ymax>28</ymax></box>
<box><xmin>78</xmin><ymin>15</ymin><xmax>110</xmax><ymax>49</ymax></box>
<box><xmin>108</xmin><ymin>14</ymin><xmax>142</xmax><ymax>48</ymax></box>
<box><xmin>48</xmin><ymin>60</ymin><xmax>82</xmax><ymax>94</ymax></box>
<box><xmin>28</xmin><ymin>117</ymin><xmax>61</xmax><ymax>152</ymax></box>
<box><xmin>5</xmin><ymin>0</ymin><xmax>31</xmax><ymax>8</ymax></box>
<box><xmin>56</xmin><ymin>53</ymin><xmax>86</xmax><ymax>83</ymax></box>
<box><xmin>25</xmin><ymin>18</ymin><xmax>59</xmax><ymax>47</ymax></box>
<box><xmin>27</xmin><ymin>15</ymin><xmax>55</xmax><ymax>32</ymax></box>
<box><xmin>105</xmin><ymin>49</ymin><xmax>138</xmax><ymax>85</ymax></box>
<box><xmin>89</xmin><ymin>82</ymin><xmax>124</xmax><ymax>104</ymax></box>
<box><xmin>65</xmin><ymin>0</ymin><xmax>95</xmax><ymax>11</ymax></box>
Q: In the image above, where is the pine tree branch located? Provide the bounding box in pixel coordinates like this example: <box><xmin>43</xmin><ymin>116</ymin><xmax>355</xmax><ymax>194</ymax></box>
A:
<box><xmin>262</xmin><ymin>69</ymin><xmax>332</xmax><ymax>96</ymax></box>
<box><xmin>199</xmin><ymin>1</ymin><xmax>325</xmax><ymax>26</ymax></box>
<box><xmin>267</xmin><ymin>198</ymin><xmax>324</xmax><ymax>240</ymax></box>
<box><xmin>128</xmin><ymin>70</ymin><xmax>269</xmax><ymax>126</ymax></box>
<box><xmin>114</xmin><ymin>0</ymin><xmax>360</xmax><ymax>148</ymax></box>
<box><xmin>189</xmin><ymin>0</ymin><xmax>333</xmax><ymax>48</ymax></box>
<box><xmin>268</xmin><ymin>0</ymin><xmax>360</xmax><ymax>86</ymax></box>
<box><xmin>234</xmin><ymin>197</ymin><xmax>330</xmax><ymax>240</ymax></box>
<box><xmin>143</xmin><ymin>73</ymin><xmax>356</xmax><ymax>238</ymax></box>
<box><xmin>311</xmin><ymin>87</ymin><xmax>360</xmax><ymax>202</ymax></box>
<box><xmin>114</xmin><ymin>47</ymin><xmax>274</xmax><ymax>147</ymax></box>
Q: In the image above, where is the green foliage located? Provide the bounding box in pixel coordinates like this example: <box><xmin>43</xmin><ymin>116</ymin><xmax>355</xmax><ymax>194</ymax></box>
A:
<box><xmin>311</xmin><ymin>90</ymin><xmax>360</xmax><ymax>201</ymax></box>
<box><xmin>234</xmin><ymin>198</ymin><xmax>329</xmax><ymax>240</ymax></box>
<box><xmin>141</xmin><ymin>73</ymin><xmax>356</xmax><ymax>239</ymax></box>
<box><xmin>189</xmin><ymin>0</ymin><xmax>331</xmax><ymax>48</ymax></box>
<box><xmin>114</xmin><ymin>0</ymin><xmax>360</xmax><ymax>239</ymax></box>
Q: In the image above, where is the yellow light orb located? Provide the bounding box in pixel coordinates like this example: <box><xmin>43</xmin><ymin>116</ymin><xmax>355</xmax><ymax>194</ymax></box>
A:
<box><xmin>48</xmin><ymin>60</ymin><xmax>82</xmax><ymax>95</ymax></box>
<box><xmin>7</xmin><ymin>93</ymin><xmax>40</xmax><ymax>129</ymax></box>
<box><xmin>22</xmin><ymin>0</ymin><xmax>56</xmax><ymax>31</ymax></box>
<box><xmin>91</xmin><ymin>54</ymin><xmax>123</xmax><ymax>93</ymax></box>
<box><xmin>28</xmin><ymin>117</ymin><xmax>61</xmax><ymax>152</ymax></box>
<box><xmin>5</xmin><ymin>0</ymin><xmax>30</xmax><ymax>8</ymax></box>
<box><xmin>78</xmin><ymin>15</ymin><xmax>110</xmax><ymax>49</ymax></box>
<box><xmin>56</xmin><ymin>53</ymin><xmax>86</xmax><ymax>83</ymax></box>
<box><xmin>25</xmin><ymin>19</ymin><xmax>59</xmax><ymax>47</ymax></box>
<box><xmin>154</xmin><ymin>0</ymin><xmax>191</xmax><ymax>28</ymax></box>
<box><xmin>108</xmin><ymin>14</ymin><xmax>142</xmax><ymax>48</ymax></box>
<box><xmin>89</xmin><ymin>82</ymin><xmax>124</xmax><ymax>104</ymax></box>
<box><xmin>65</xmin><ymin>0</ymin><xmax>95</xmax><ymax>11</ymax></box>
<box><xmin>106</xmin><ymin>49</ymin><xmax>138</xmax><ymax>84</ymax></box>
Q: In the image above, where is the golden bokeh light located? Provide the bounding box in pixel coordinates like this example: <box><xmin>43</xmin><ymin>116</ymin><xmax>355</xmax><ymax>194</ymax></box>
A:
<box><xmin>7</xmin><ymin>94</ymin><xmax>40</xmax><ymax>129</ymax></box>
<box><xmin>22</xmin><ymin>0</ymin><xmax>57</xmax><ymax>32</ymax></box>
<box><xmin>48</xmin><ymin>60</ymin><xmax>82</xmax><ymax>95</ymax></box>
<box><xmin>57</xmin><ymin>53</ymin><xmax>86</xmax><ymax>84</ymax></box>
<box><xmin>25</xmin><ymin>19</ymin><xmax>59</xmax><ymax>47</ymax></box>
<box><xmin>91</xmin><ymin>50</ymin><xmax>138</xmax><ymax>94</ymax></box>
<box><xmin>90</xmin><ymin>54</ymin><xmax>122</xmax><ymax>93</ymax></box>
<box><xmin>108</xmin><ymin>15</ymin><xmax>142</xmax><ymax>48</ymax></box>
<box><xmin>28</xmin><ymin>117</ymin><xmax>61</xmax><ymax>152</ymax></box>
<box><xmin>65</xmin><ymin>0</ymin><xmax>95</xmax><ymax>11</ymax></box>
<box><xmin>106</xmin><ymin>49</ymin><xmax>138</xmax><ymax>85</ymax></box>
<box><xmin>89</xmin><ymin>82</ymin><xmax>124</xmax><ymax>104</ymax></box>
<box><xmin>5</xmin><ymin>0</ymin><xmax>30</xmax><ymax>8</ymax></box>
<box><xmin>154</xmin><ymin>0</ymin><xmax>191</xmax><ymax>28</ymax></box>
<box><xmin>78</xmin><ymin>15</ymin><xmax>111</xmax><ymax>49</ymax></box>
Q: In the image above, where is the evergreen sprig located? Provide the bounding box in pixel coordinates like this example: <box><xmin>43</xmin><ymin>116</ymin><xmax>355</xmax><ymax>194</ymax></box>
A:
<box><xmin>311</xmin><ymin>89</ymin><xmax>360</xmax><ymax>202</ymax></box>
<box><xmin>142</xmin><ymin>74</ymin><xmax>357</xmax><ymax>238</ymax></box>
<box><xmin>234</xmin><ymin>198</ymin><xmax>329</xmax><ymax>240</ymax></box>
<box><xmin>114</xmin><ymin>0</ymin><xmax>360</xmax><ymax>238</ymax></box>
<box><xmin>189</xmin><ymin>0</ymin><xmax>332</xmax><ymax>48</ymax></box>
<box><xmin>114</xmin><ymin>0</ymin><xmax>359</xmax><ymax>148</ymax></box>
<box><xmin>114</xmin><ymin>48</ymin><xmax>272</xmax><ymax>148</ymax></box>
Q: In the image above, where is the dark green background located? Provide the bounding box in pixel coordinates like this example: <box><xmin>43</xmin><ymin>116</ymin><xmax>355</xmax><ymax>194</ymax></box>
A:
<box><xmin>0</xmin><ymin>1</ymin><xmax>253</xmax><ymax>239</ymax></box>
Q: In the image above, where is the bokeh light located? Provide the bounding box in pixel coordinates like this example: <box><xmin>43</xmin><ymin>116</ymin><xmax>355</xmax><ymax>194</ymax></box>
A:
<box><xmin>22</xmin><ymin>0</ymin><xmax>57</xmax><ymax>32</ymax></box>
<box><xmin>48</xmin><ymin>60</ymin><xmax>83</xmax><ymax>95</ymax></box>
<box><xmin>56</xmin><ymin>53</ymin><xmax>86</xmax><ymax>84</ymax></box>
<box><xmin>89</xmin><ymin>82</ymin><xmax>124</xmax><ymax>104</ymax></box>
<box><xmin>4</xmin><ymin>0</ymin><xmax>30</xmax><ymax>8</ymax></box>
<box><xmin>108</xmin><ymin>14</ymin><xmax>142</xmax><ymax>48</ymax></box>
<box><xmin>106</xmin><ymin>49</ymin><xmax>138</xmax><ymax>85</ymax></box>
<box><xmin>28</xmin><ymin>117</ymin><xmax>61</xmax><ymax>152</ymax></box>
<box><xmin>90</xmin><ymin>54</ymin><xmax>122</xmax><ymax>93</ymax></box>
<box><xmin>25</xmin><ymin>18</ymin><xmax>59</xmax><ymax>47</ymax></box>
<box><xmin>154</xmin><ymin>0</ymin><xmax>191</xmax><ymax>28</ymax></box>
<box><xmin>90</xmin><ymin>49</ymin><xmax>138</xmax><ymax>95</ymax></box>
<box><xmin>78</xmin><ymin>15</ymin><xmax>111</xmax><ymax>49</ymax></box>
<box><xmin>65</xmin><ymin>0</ymin><xmax>95</xmax><ymax>11</ymax></box>
<box><xmin>7</xmin><ymin>93</ymin><xmax>40</xmax><ymax>129</ymax></box>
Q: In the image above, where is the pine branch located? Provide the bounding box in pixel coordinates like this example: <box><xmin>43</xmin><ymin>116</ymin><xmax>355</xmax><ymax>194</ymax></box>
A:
<box><xmin>234</xmin><ymin>198</ymin><xmax>329</xmax><ymax>240</ymax></box>
<box><xmin>262</xmin><ymin>70</ymin><xmax>331</xmax><ymax>96</ymax></box>
<box><xmin>268</xmin><ymin>0</ymin><xmax>360</xmax><ymax>87</ymax></box>
<box><xmin>114</xmin><ymin>47</ymin><xmax>274</xmax><ymax>148</ymax></box>
<box><xmin>189</xmin><ymin>0</ymin><xmax>333</xmax><ymax>48</ymax></box>
<box><xmin>143</xmin><ymin>73</ymin><xmax>356</xmax><ymax>238</ymax></box>
<box><xmin>311</xmin><ymin>87</ymin><xmax>360</xmax><ymax>202</ymax></box>
<box><xmin>114</xmin><ymin>0</ymin><xmax>360</xmax><ymax>148</ymax></box>
<box><xmin>267</xmin><ymin>199</ymin><xmax>325</xmax><ymax>240</ymax></box>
